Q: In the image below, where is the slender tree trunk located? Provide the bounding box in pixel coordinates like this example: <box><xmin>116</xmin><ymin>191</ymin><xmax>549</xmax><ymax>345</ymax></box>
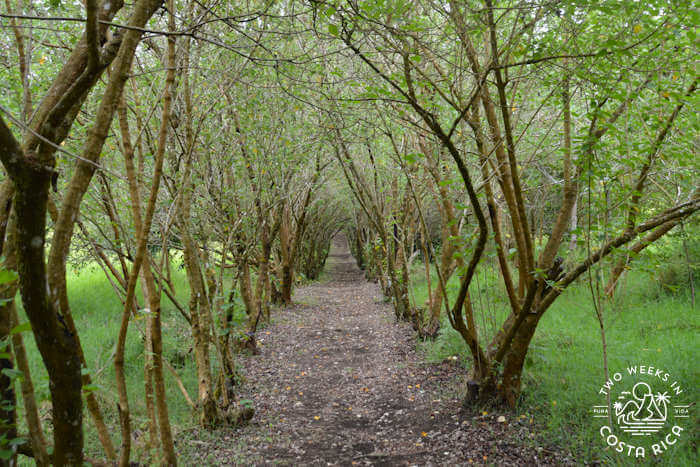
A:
<box><xmin>239</xmin><ymin>260</ymin><xmax>256</xmax><ymax>316</ymax></box>
<box><xmin>140</xmin><ymin>273</ymin><xmax>160</xmax><ymax>453</ymax></box>
<box><xmin>604</xmin><ymin>219</ymin><xmax>680</xmax><ymax>296</ymax></box>
<box><xmin>278</xmin><ymin>211</ymin><xmax>294</xmax><ymax>305</ymax></box>
<box><xmin>177</xmin><ymin>150</ymin><xmax>218</xmax><ymax>425</ymax></box>
<box><xmin>258</xmin><ymin>232</ymin><xmax>273</xmax><ymax>321</ymax></box>
<box><xmin>114</xmin><ymin>4</ymin><xmax>175</xmax><ymax>459</ymax></box>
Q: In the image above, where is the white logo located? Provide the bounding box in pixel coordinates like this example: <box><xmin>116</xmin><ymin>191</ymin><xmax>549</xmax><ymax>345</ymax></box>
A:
<box><xmin>591</xmin><ymin>364</ymin><xmax>690</xmax><ymax>458</ymax></box>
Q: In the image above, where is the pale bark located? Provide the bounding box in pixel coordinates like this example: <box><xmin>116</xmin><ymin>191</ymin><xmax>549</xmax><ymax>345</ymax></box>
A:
<box><xmin>176</xmin><ymin>46</ymin><xmax>218</xmax><ymax>426</ymax></box>
<box><xmin>113</xmin><ymin>3</ymin><xmax>176</xmax><ymax>461</ymax></box>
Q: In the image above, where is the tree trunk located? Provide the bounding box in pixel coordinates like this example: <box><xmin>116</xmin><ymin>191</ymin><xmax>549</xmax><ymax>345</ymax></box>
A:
<box><xmin>139</xmin><ymin>273</ymin><xmax>160</xmax><ymax>453</ymax></box>
<box><xmin>280</xmin><ymin>262</ymin><xmax>293</xmax><ymax>305</ymax></box>
<box><xmin>14</xmin><ymin>170</ymin><xmax>83</xmax><ymax>465</ymax></box>
<box><xmin>239</xmin><ymin>260</ymin><xmax>256</xmax><ymax>316</ymax></box>
<box><xmin>179</xmin><ymin>190</ymin><xmax>218</xmax><ymax>425</ymax></box>
<box><xmin>1</xmin><ymin>210</ymin><xmax>49</xmax><ymax>465</ymax></box>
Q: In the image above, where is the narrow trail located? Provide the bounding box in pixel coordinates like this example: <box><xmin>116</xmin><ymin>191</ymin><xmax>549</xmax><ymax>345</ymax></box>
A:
<box><xmin>186</xmin><ymin>236</ymin><xmax>565</xmax><ymax>465</ymax></box>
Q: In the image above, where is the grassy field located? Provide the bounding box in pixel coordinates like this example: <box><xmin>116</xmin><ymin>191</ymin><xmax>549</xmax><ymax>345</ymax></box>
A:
<box><xmin>410</xmin><ymin>243</ymin><xmax>698</xmax><ymax>465</ymax></box>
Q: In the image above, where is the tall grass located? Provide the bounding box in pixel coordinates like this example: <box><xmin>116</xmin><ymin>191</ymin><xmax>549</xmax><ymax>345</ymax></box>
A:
<box><xmin>14</xmin><ymin>261</ymin><xmax>246</xmax><ymax>463</ymax></box>
<box><xmin>411</xmin><ymin>251</ymin><xmax>697</xmax><ymax>465</ymax></box>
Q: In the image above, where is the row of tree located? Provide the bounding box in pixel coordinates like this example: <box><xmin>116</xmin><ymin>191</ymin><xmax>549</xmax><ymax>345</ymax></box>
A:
<box><xmin>0</xmin><ymin>0</ymin><xmax>697</xmax><ymax>464</ymax></box>
<box><xmin>0</xmin><ymin>0</ymin><xmax>342</xmax><ymax>463</ymax></box>
<box><xmin>318</xmin><ymin>0</ymin><xmax>698</xmax><ymax>408</ymax></box>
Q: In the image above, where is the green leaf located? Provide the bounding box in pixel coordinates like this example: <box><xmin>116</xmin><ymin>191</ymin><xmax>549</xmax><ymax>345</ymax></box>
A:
<box><xmin>403</xmin><ymin>153</ymin><xmax>418</xmax><ymax>164</ymax></box>
<box><xmin>10</xmin><ymin>322</ymin><xmax>30</xmax><ymax>335</ymax></box>
<box><xmin>0</xmin><ymin>269</ymin><xmax>18</xmax><ymax>286</ymax></box>
<box><xmin>328</xmin><ymin>24</ymin><xmax>339</xmax><ymax>37</ymax></box>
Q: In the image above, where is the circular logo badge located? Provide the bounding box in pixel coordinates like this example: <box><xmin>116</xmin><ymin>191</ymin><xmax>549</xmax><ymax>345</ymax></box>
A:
<box><xmin>591</xmin><ymin>364</ymin><xmax>690</xmax><ymax>459</ymax></box>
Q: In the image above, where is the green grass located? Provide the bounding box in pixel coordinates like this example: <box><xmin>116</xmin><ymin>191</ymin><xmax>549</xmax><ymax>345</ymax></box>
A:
<box><xmin>9</xmin><ymin>244</ymin><xmax>696</xmax><ymax>465</ymax></box>
<box><xmin>14</xmin><ymin>260</ymin><xmax>249</xmax><ymax>464</ymax></box>
<box><xmin>410</xmin><ymin>254</ymin><xmax>698</xmax><ymax>466</ymax></box>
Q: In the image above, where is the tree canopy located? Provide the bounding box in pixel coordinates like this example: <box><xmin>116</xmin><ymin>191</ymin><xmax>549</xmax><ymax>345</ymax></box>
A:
<box><xmin>0</xmin><ymin>0</ymin><xmax>697</xmax><ymax>464</ymax></box>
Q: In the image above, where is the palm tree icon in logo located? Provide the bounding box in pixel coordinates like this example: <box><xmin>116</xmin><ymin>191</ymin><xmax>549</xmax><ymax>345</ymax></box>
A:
<box><xmin>614</xmin><ymin>382</ymin><xmax>669</xmax><ymax>435</ymax></box>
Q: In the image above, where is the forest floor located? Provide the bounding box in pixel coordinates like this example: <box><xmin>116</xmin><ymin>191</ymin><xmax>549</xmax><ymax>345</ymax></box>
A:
<box><xmin>181</xmin><ymin>236</ymin><xmax>571</xmax><ymax>465</ymax></box>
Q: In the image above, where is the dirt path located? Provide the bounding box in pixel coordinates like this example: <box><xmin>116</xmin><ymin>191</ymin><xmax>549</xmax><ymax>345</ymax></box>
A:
<box><xmin>183</xmin><ymin>236</ymin><xmax>566</xmax><ymax>465</ymax></box>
